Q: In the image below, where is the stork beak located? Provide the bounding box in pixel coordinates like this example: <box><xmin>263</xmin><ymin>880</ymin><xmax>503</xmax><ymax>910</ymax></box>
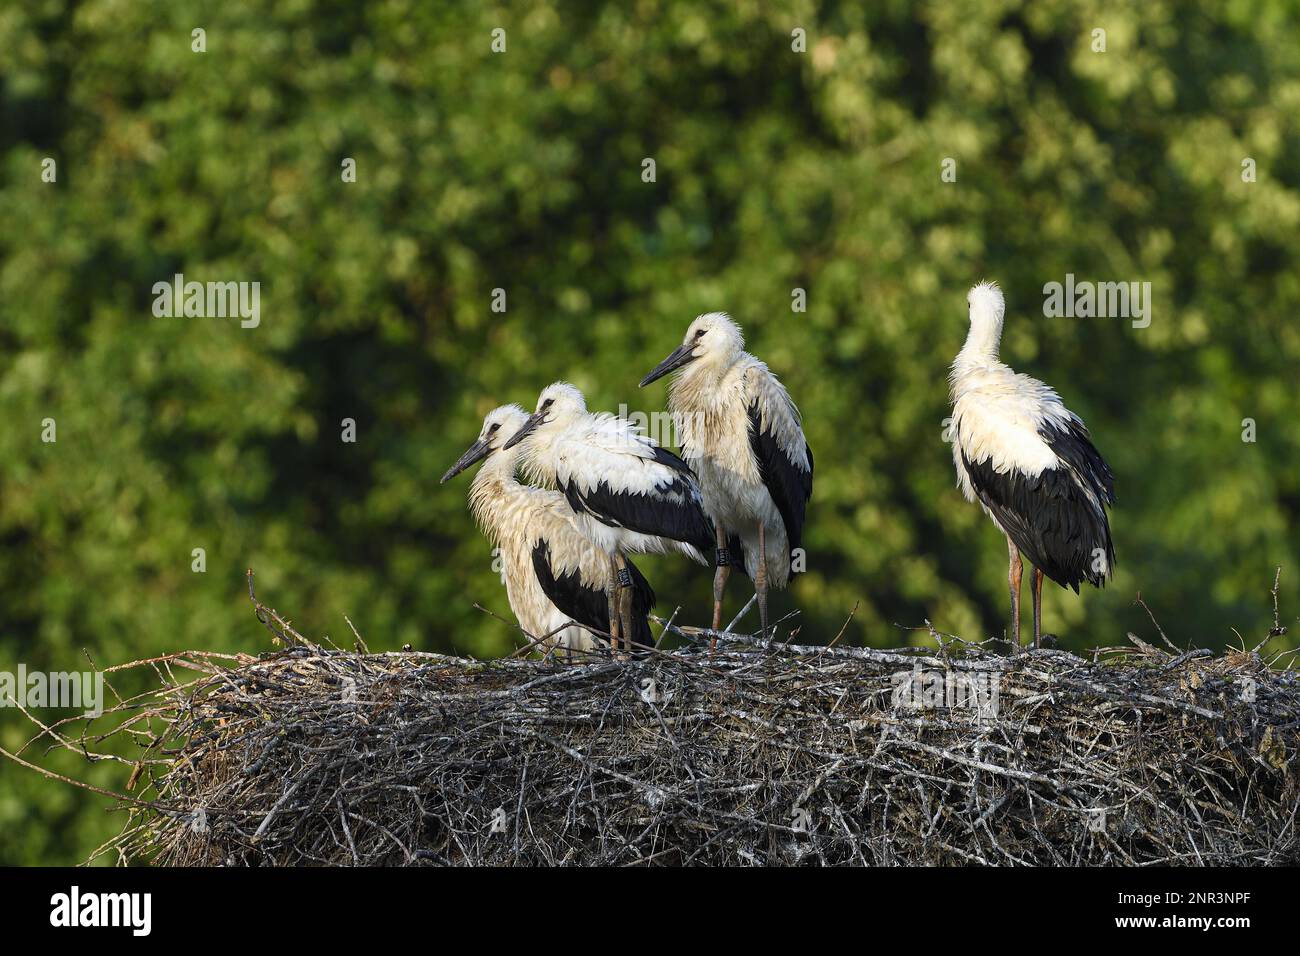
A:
<box><xmin>501</xmin><ymin>411</ymin><xmax>545</xmax><ymax>450</ymax></box>
<box><xmin>639</xmin><ymin>343</ymin><xmax>698</xmax><ymax>387</ymax></box>
<box><xmin>440</xmin><ymin>438</ymin><xmax>493</xmax><ymax>483</ymax></box>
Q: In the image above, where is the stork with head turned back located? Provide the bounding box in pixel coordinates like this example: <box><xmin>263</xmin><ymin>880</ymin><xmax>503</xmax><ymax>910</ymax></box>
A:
<box><xmin>640</xmin><ymin>312</ymin><xmax>813</xmax><ymax>639</ymax></box>
<box><xmin>503</xmin><ymin>382</ymin><xmax>715</xmax><ymax>653</ymax></box>
<box><xmin>441</xmin><ymin>404</ymin><xmax>657</xmax><ymax>658</ymax></box>
<box><xmin>949</xmin><ymin>281</ymin><xmax>1116</xmax><ymax>650</ymax></box>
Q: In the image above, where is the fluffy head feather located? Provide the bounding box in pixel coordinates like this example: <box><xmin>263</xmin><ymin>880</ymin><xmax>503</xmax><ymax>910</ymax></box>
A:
<box><xmin>480</xmin><ymin>404</ymin><xmax>529</xmax><ymax>447</ymax></box>
<box><xmin>534</xmin><ymin>381</ymin><xmax>587</xmax><ymax>424</ymax></box>
<box><xmin>959</xmin><ymin>280</ymin><xmax>1007</xmax><ymax>363</ymax></box>
<box><xmin>682</xmin><ymin>312</ymin><xmax>745</xmax><ymax>370</ymax></box>
<box><xmin>442</xmin><ymin>403</ymin><xmax>531</xmax><ymax>483</ymax></box>
<box><xmin>968</xmin><ymin>279</ymin><xmax>1004</xmax><ymax>328</ymax></box>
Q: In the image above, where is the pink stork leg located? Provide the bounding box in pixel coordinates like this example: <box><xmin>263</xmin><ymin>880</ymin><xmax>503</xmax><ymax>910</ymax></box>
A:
<box><xmin>711</xmin><ymin>523</ymin><xmax>731</xmax><ymax>643</ymax></box>
<box><xmin>755</xmin><ymin>522</ymin><xmax>770</xmax><ymax>640</ymax></box>
<box><xmin>606</xmin><ymin>557</ymin><xmax>623</xmax><ymax>658</ymax></box>
<box><xmin>614</xmin><ymin>553</ymin><xmax>635</xmax><ymax>655</ymax></box>
<box><xmin>1007</xmin><ymin>537</ymin><xmax>1023</xmax><ymax>653</ymax></box>
<box><xmin>1031</xmin><ymin>567</ymin><xmax>1044</xmax><ymax>649</ymax></box>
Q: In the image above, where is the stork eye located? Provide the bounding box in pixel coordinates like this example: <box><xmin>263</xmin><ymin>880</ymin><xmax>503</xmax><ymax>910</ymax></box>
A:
<box><xmin>489</xmin><ymin>423</ymin><xmax>500</xmax><ymax>434</ymax></box>
<box><xmin>694</xmin><ymin>329</ymin><xmax>706</xmax><ymax>340</ymax></box>
<box><xmin>542</xmin><ymin>399</ymin><xmax>554</xmax><ymax>410</ymax></box>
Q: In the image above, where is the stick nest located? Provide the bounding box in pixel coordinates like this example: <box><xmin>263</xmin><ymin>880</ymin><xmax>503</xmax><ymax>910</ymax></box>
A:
<box><xmin>76</xmin><ymin>606</ymin><xmax>1299</xmax><ymax>867</ymax></box>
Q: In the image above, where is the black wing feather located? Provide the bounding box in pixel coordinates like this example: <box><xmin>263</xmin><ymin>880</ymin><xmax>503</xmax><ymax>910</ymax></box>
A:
<box><xmin>531</xmin><ymin>540</ymin><xmax>657</xmax><ymax>647</ymax></box>
<box><xmin>561</xmin><ymin>474</ymin><xmax>714</xmax><ymax>556</ymax></box>
<box><xmin>648</xmin><ymin>443</ymin><xmax>697</xmax><ymax>476</ymax></box>
<box><xmin>961</xmin><ymin>421</ymin><xmax>1115</xmax><ymax>592</ymax></box>
<box><xmin>747</xmin><ymin>402</ymin><xmax>814</xmax><ymax>556</ymax></box>
<box><xmin>1042</xmin><ymin>418</ymin><xmax>1115</xmax><ymax>505</ymax></box>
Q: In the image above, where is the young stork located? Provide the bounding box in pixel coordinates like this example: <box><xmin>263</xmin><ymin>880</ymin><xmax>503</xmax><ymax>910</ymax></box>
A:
<box><xmin>639</xmin><ymin>313</ymin><xmax>813</xmax><ymax>638</ymax></box>
<box><xmin>502</xmin><ymin>382</ymin><xmax>714</xmax><ymax>652</ymax></box>
<box><xmin>441</xmin><ymin>404</ymin><xmax>656</xmax><ymax>658</ymax></box>
<box><xmin>949</xmin><ymin>281</ymin><xmax>1116</xmax><ymax>650</ymax></box>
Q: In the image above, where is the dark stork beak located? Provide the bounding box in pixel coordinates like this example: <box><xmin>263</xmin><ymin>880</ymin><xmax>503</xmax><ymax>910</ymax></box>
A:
<box><xmin>501</xmin><ymin>410</ymin><xmax>545</xmax><ymax>450</ymax></box>
<box><xmin>639</xmin><ymin>343</ymin><xmax>699</xmax><ymax>387</ymax></box>
<box><xmin>440</xmin><ymin>438</ymin><xmax>493</xmax><ymax>483</ymax></box>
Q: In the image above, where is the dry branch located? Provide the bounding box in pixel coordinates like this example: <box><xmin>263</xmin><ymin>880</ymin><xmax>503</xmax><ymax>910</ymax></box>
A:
<box><xmin>21</xmin><ymin>589</ymin><xmax>1298</xmax><ymax>867</ymax></box>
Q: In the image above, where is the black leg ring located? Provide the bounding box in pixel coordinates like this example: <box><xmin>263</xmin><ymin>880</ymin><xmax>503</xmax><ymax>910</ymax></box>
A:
<box><xmin>616</xmin><ymin>567</ymin><xmax>633</xmax><ymax>588</ymax></box>
<box><xmin>715</xmin><ymin>548</ymin><xmax>731</xmax><ymax>567</ymax></box>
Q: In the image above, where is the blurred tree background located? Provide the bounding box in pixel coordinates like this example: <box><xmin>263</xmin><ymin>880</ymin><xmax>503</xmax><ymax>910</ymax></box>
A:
<box><xmin>2</xmin><ymin>0</ymin><xmax>1299</xmax><ymax>864</ymax></box>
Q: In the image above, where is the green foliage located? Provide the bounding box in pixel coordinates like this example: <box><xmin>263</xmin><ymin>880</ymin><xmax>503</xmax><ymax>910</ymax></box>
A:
<box><xmin>2</xmin><ymin>0</ymin><xmax>1298</xmax><ymax>864</ymax></box>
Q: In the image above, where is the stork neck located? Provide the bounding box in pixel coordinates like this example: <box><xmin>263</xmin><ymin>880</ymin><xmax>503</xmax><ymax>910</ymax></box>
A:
<box><xmin>475</xmin><ymin>448</ymin><xmax>523</xmax><ymax>489</ymax></box>
<box><xmin>957</xmin><ymin>322</ymin><xmax>1002</xmax><ymax>367</ymax></box>
<box><xmin>670</xmin><ymin>352</ymin><xmax>736</xmax><ymax>409</ymax></box>
<box><xmin>468</xmin><ymin>450</ymin><xmax>527</xmax><ymax>535</ymax></box>
<box><xmin>515</xmin><ymin>426</ymin><xmax>561</xmax><ymax>486</ymax></box>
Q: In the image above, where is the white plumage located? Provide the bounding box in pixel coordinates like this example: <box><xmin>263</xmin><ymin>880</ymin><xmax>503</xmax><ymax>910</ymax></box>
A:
<box><xmin>950</xmin><ymin>281</ymin><xmax>1115</xmax><ymax>649</ymax></box>
<box><xmin>640</xmin><ymin>312</ymin><xmax>813</xmax><ymax>636</ymax></box>
<box><xmin>440</xmin><ymin>404</ymin><xmax>655</xmax><ymax>658</ymax></box>
<box><xmin>503</xmin><ymin>382</ymin><xmax>714</xmax><ymax>651</ymax></box>
<box><xmin>505</xmin><ymin>383</ymin><xmax>714</xmax><ymax>561</ymax></box>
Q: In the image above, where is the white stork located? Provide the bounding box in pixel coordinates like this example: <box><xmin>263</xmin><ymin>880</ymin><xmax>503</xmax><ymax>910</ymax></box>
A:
<box><xmin>949</xmin><ymin>281</ymin><xmax>1116</xmax><ymax>650</ymax></box>
<box><xmin>502</xmin><ymin>382</ymin><xmax>714</xmax><ymax>652</ymax></box>
<box><xmin>441</xmin><ymin>404</ymin><xmax>657</xmax><ymax>658</ymax></box>
<box><xmin>639</xmin><ymin>313</ymin><xmax>813</xmax><ymax>638</ymax></box>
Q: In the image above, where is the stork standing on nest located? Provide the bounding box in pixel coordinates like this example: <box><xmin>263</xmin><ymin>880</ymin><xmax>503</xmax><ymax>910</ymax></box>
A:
<box><xmin>441</xmin><ymin>404</ymin><xmax>656</xmax><ymax>658</ymax></box>
<box><xmin>640</xmin><ymin>313</ymin><xmax>813</xmax><ymax>639</ymax></box>
<box><xmin>949</xmin><ymin>281</ymin><xmax>1116</xmax><ymax>650</ymax></box>
<box><xmin>503</xmin><ymin>382</ymin><xmax>714</xmax><ymax>653</ymax></box>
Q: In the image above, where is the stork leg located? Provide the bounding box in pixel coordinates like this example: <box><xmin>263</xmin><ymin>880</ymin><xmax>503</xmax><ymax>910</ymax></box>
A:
<box><xmin>1007</xmin><ymin>537</ymin><xmax>1022</xmax><ymax>653</ymax></box>
<box><xmin>606</xmin><ymin>557</ymin><xmax>623</xmax><ymax>659</ymax></box>
<box><xmin>755</xmin><ymin>521</ymin><xmax>770</xmax><ymax>640</ymax></box>
<box><xmin>614</xmin><ymin>553</ymin><xmax>635</xmax><ymax>655</ymax></box>
<box><xmin>711</xmin><ymin>523</ymin><xmax>731</xmax><ymax>646</ymax></box>
<box><xmin>1031</xmin><ymin>567</ymin><xmax>1044</xmax><ymax>649</ymax></box>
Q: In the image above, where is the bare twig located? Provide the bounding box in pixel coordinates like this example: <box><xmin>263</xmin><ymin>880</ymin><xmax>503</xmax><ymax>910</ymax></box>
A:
<box><xmin>7</xmin><ymin>576</ymin><xmax>1296</xmax><ymax>869</ymax></box>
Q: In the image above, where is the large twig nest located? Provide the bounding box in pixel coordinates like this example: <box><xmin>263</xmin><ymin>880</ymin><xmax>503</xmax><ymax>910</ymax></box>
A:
<box><xmin>83</xmin><ymin>608</ymin><xmax>1299</xmax><ymax>866</ymax></box>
